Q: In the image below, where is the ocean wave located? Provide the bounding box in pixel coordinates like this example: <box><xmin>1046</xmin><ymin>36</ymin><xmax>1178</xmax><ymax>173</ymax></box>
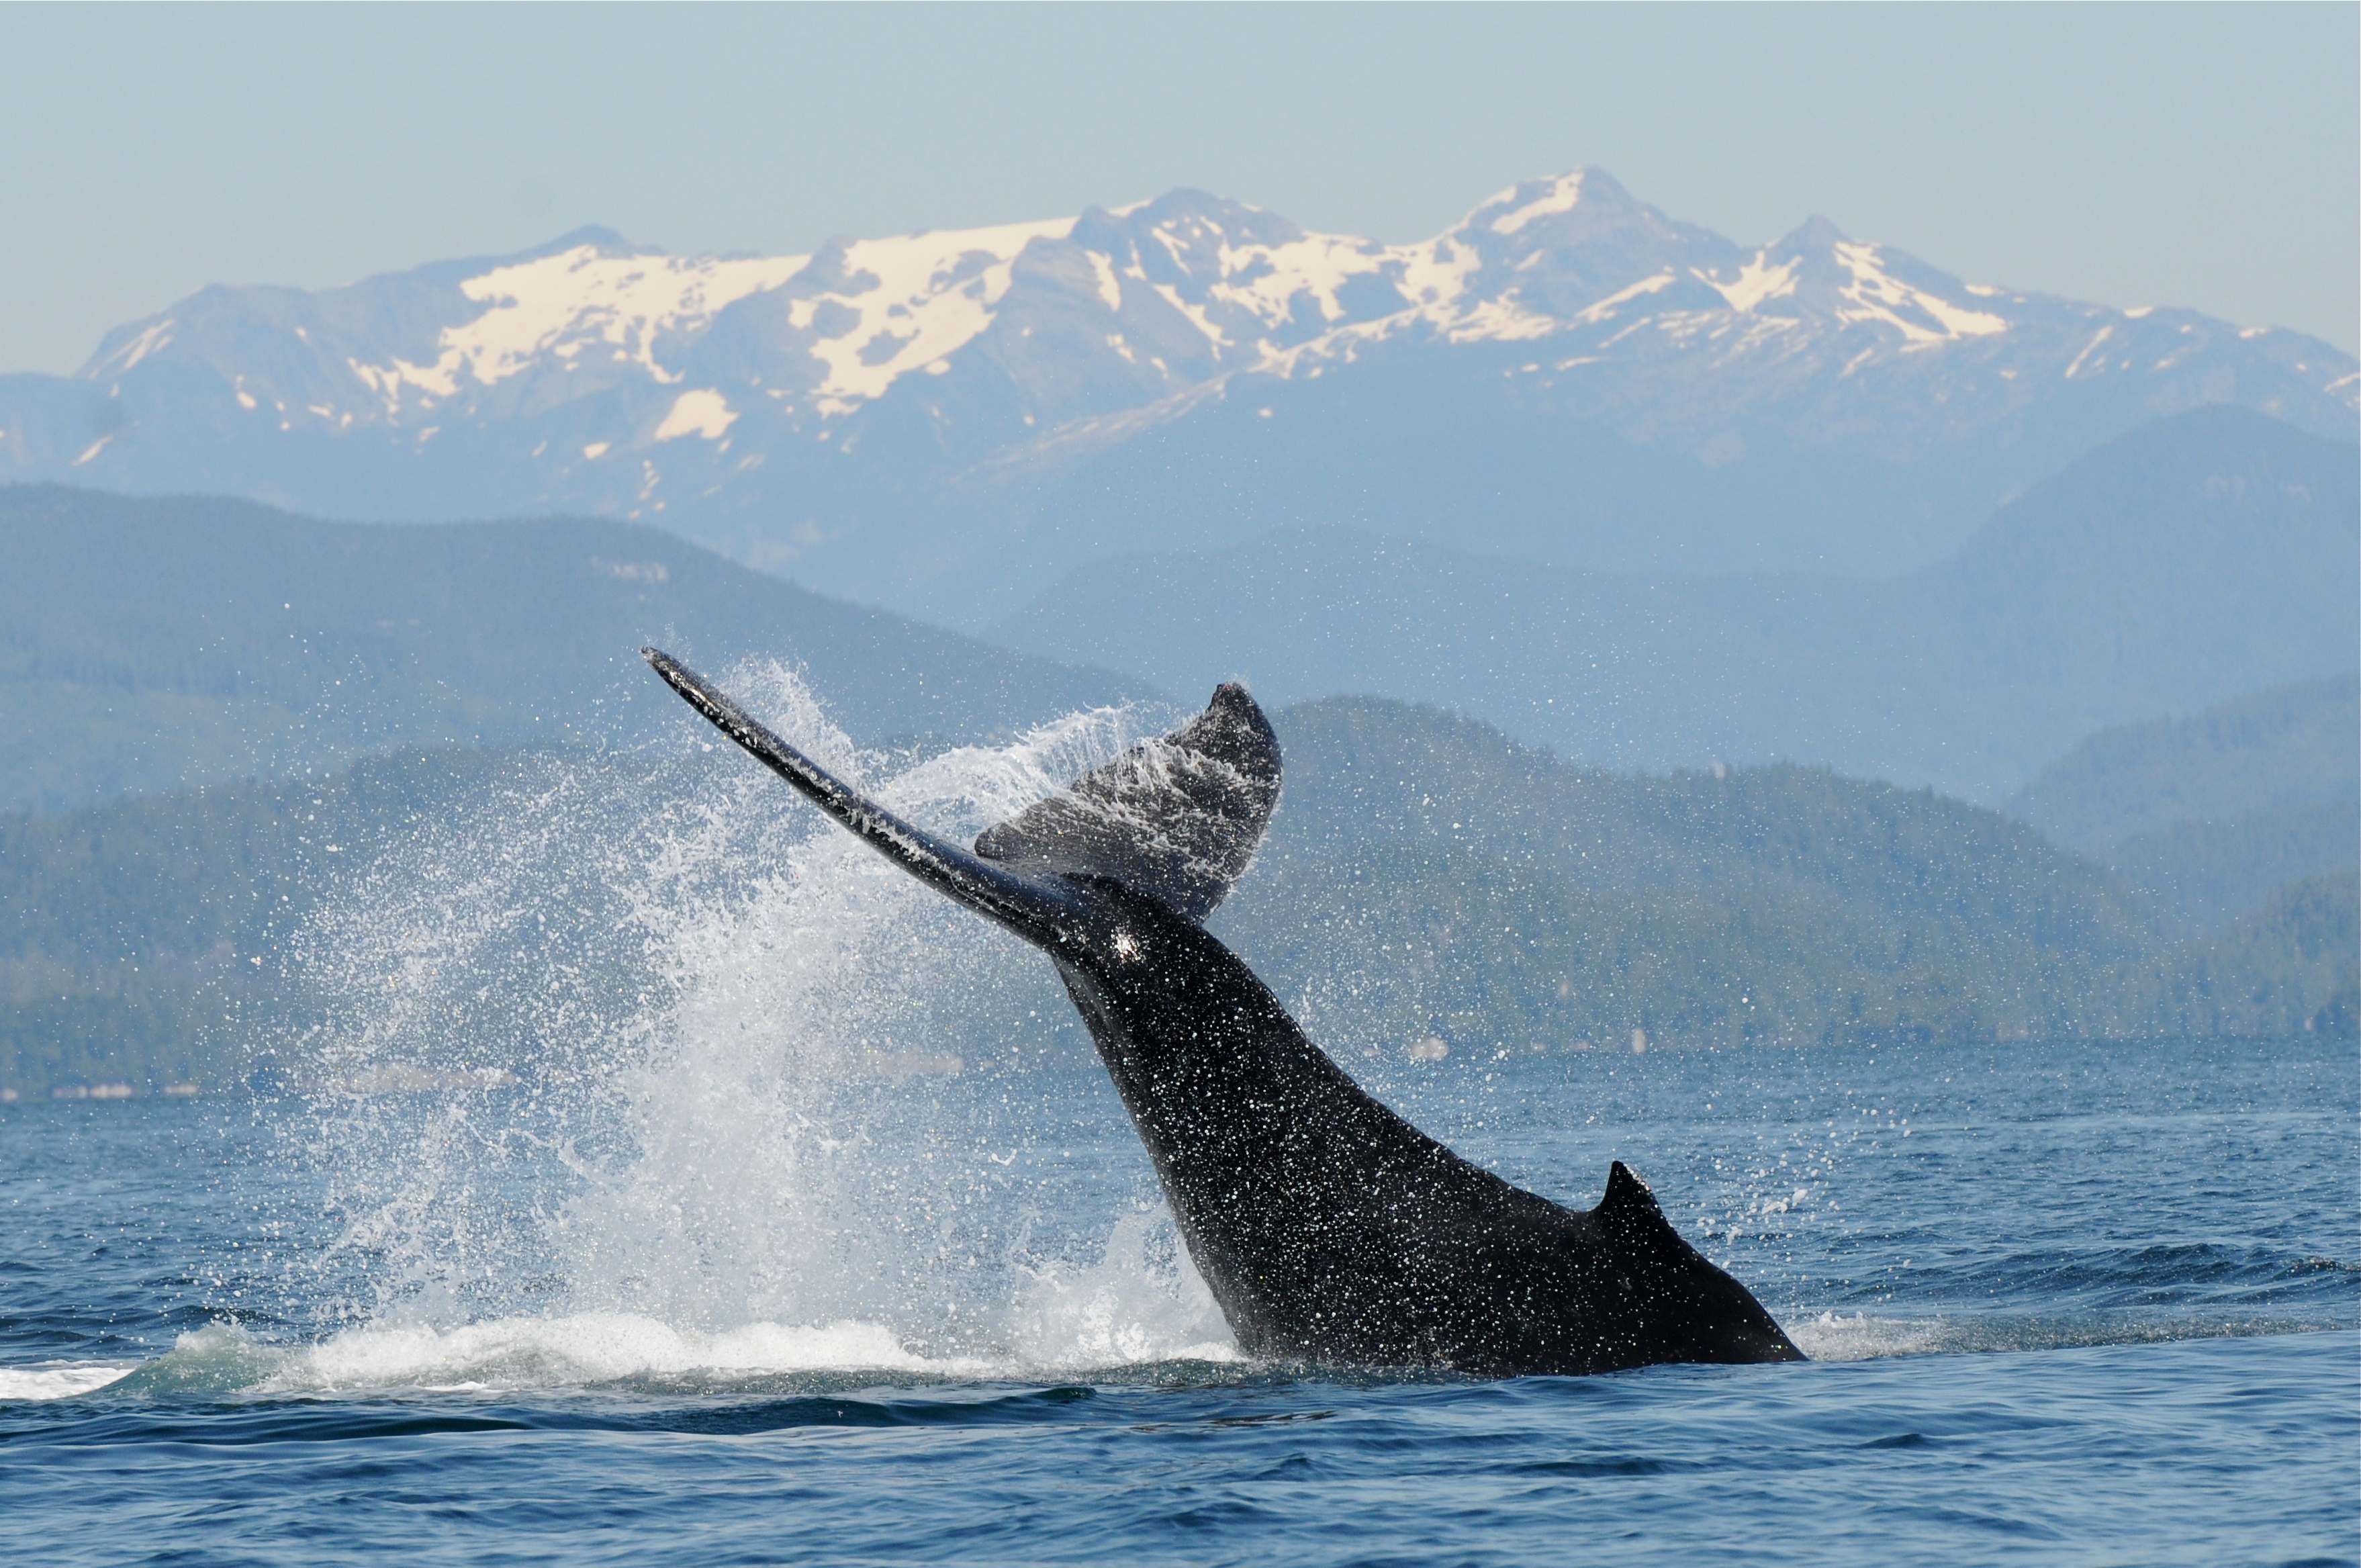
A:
<box><xmin>78</xmin><ymin>1311</ymin><xmax>1239</xmax><ymax>1401</ymax></box>
<box><xmin>0</xmin><ymin>1361</ymin><xmax>140</xmax><ymax>1403</ymax></box>
<box><xmin>1785</xmin><ymin>1311</ymin><xmax>1949</xmax><ymax>1361</ymax></box>
<box><xmin>1784</xmin><ymin>1307</ymin><xmax>2348</xmax><ymax>1363</ymax></box>
<box><xmin>19</xmin><ymin>1304</ymin><xmax>2348</xmax><ymax>1408</ymax></box>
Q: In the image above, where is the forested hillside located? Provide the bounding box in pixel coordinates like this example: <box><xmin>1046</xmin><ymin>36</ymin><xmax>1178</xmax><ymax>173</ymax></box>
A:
<box><xmin>0</xmin><ymin>750</ymin><xmax>506</xmax><ymax>1093</ymax></box>
<box><xmin>2009</xmin><ymin>675</ymin><xmax>2356</xmax><ymax>851</ymax></box>
<box><xmin>2006</xmin><ymin>676</ymin><xmax>2358</xmax><ymax>929</ymax></box>
<box><xmin>1214</xmin><ymin>699</ymin><xmax>2354</xmax><ymax>1056</ymax></box>
<box><xmin>6</xmin><ymin>697</ymin><xmax>2350</xmax><ymax>1099</ymax></box>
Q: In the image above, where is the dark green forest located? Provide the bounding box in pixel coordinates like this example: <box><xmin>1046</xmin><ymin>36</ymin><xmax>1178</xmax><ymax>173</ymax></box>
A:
<box><xmin>5</xmin><ymin>697</ymin><xmax>2350</xmax><ymax>1097</ymax></box>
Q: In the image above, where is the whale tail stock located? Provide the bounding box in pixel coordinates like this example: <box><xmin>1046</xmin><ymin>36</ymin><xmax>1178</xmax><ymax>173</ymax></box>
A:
<box><xmin>640</xmin><ymin>647</ymin><xmax>1280</xmax><ymax>932</ymax></box>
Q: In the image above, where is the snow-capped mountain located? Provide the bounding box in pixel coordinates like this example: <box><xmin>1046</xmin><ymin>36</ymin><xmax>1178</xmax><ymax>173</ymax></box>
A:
<box><xmin>3</xmin><ymin>169</ymin><xmax>2351</xmax><ymax>622</ymax></box>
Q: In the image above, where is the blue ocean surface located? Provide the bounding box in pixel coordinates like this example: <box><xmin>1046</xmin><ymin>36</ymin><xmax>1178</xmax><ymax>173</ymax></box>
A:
<box><xmin>3</xmin><ymin>1035</ymin><xmax>2354</xmax><ymax>1566</ymax></box>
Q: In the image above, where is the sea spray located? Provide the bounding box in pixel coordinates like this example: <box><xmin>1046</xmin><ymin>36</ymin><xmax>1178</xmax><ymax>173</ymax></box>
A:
<box><xmin>271</xmin><ymin>663</ymin><xmax>1229</xmax><ymax>1372</ymax></box>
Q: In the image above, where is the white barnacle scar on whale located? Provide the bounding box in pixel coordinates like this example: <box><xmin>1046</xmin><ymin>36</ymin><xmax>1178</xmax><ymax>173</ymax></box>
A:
<box><xmin>643</xmin><ymin>646</ymin><xmax>1804</xmax><ymax>1377</ymax></box>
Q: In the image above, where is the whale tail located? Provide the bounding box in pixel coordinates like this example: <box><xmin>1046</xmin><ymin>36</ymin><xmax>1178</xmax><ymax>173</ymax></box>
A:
<box><xmin>643</xmin><ymin>647</ymin><xmax>1279</xmax><ymax>933</ymax></box>
<box><xmin>975</xmin><ymin>682</ymin><xmax>1281</xmax><ymax>924</ymax></box>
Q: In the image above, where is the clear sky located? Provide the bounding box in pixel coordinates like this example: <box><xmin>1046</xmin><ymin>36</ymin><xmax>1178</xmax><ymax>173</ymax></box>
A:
<box><xmin>1</xmin><ymin>2</ymin><xmax>2352</xmax><ymax>374</ymax></box>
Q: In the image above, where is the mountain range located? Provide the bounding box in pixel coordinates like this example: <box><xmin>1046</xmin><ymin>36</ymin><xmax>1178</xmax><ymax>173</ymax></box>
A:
<box><xmin>9</xmin><ymin>397</ymin><xmax>2352</xmax><ymax>815</ymax></box>
<box><xmin>3</xmin><ymin>171</ymin><xmax>2353</xmax><ymax>1096</ymax></box>
<box><xmin>3</xmin><ymin>169</ymin><xmax>2353</xmax><ymax>622</ymax></box>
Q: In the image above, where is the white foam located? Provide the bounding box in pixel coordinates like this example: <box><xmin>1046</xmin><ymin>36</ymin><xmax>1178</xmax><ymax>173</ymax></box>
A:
<box><xmin>264</xmin><ymin>1313</ymin><xmax>967</xmax><ymax>1393</ymax></box>
<box><xmin>264</xmin><ymin>1231</ymin><xmax>1238</xmax><ymax>1392</ymax></box>
<box><xmin>145</xmin><ymin>1277</ymin><xmax>1237</xmax><ymax>1398</ymax></box>
<box><xmin>1011</xmin><ymin>1207</ymin><xmax>1237</xmax><ymax>1369</ymax></box>
<box><xmin>1785</xmin><ymin>1310</ymin><xmax>1947</xmax><ymax>1362</ymax></box>
<box><xmin>0</xmin><ymin>1361</ymin><xmax>139</xmax><ymax>1401</ymax></box>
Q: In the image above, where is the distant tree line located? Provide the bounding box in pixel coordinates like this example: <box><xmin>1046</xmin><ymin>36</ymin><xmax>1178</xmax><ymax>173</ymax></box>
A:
<box><xmin>2</xmin><ymin>698</ymin><xmax>2353</xmax><ymax>1097</ymax></box>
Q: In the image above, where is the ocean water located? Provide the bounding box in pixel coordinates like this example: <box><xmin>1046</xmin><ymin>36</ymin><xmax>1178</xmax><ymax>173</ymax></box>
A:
<box><xmin>4</xmin><ymin>676</ymin><xmax>2356</xmax><ymax>1564</ymax></box>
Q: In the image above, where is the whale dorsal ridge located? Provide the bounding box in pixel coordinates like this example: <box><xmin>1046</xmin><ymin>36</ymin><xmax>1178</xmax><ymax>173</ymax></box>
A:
<box><xmin>1597</xmin><ymin>1160</ymin><xmax>1687</xmax><ymax>1247</ymax></box>
<box><xmin>975</xmin><ymin>684</ymin><xmax>1281</xmax><ymax>923</ymax></box>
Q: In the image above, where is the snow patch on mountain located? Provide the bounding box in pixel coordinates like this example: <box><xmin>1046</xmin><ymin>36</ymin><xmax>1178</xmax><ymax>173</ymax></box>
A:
<box><xmin>1484</xmin><ymin>171</ymin><xmax>1591</xmax><ymax>236</ymax></box>
<box><xmin>653</xmin><ymin>389</ymin><xmax>736</xmax><ymax>443</ymax></box>
<box><xmin>1395</xmin><ymin>236</ymin><xmax>1484</xmax><ymax>310</ymax></box>
<box><xmin>1207</xmin><ymin>231</ymin><xmax>1393</xmax><ymax>332</ymax></box>
<box><xmin>1572</xmin><ymin>271</ymin><xmax>1681</xmax><ymax>324</ymax></box>
<box><xmin>1140</xmin><ymin>281</ymin><xmax>1226</xmax><ymax>353</ymax></box>
<box><xmin>13</xmin><ymin>165</ymin><xmax>2352</xmax><ymax>570</ymax></box>
<box><xmin>89</xmin><ymin>318</ymin><xmax>177</xmax><ymax>378</ymax></box>
<box><xmin>353</xmin><ymin>244</ymin><xmax>808</xmax><ymax>412</ymax></box>
<box><xmin>1089</xmin><ymin>252</ymin><xmax>1124</xmax><ymax>312</ymax></box>
<box><xmin>792</xmin><ymin>218</ymin><xmax>1075</xmax><ymax>413</ymax></box>
<box><xmin>1828</xmin><ymin>243</ymin><xmax>2006</xmax><ymax>343</ymax></box>
<box><xmin>1712</xmin><ymin>257</ymin><xmax>1800</xmax><ymax>314</ymax></box>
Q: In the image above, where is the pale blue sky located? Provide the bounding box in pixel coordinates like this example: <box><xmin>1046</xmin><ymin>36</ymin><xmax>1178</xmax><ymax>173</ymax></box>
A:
<box><xmin>2</xmin><ymin>2</ymin><xmax>2352</xmax><ymax>373</ymax></box>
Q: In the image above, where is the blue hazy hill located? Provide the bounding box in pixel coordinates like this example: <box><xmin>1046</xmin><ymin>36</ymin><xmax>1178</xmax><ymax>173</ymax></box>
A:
<box><xmin>988</xmin><ymin>406</ymin><xmax>2358</xmax><ymax>804</ymax></box>
<box><xmin>0</xmin><ymin>485</ymin><xmax>1153</xmax><ymax>815</ymax></box>
<box><xmin>2006</xmin><ymin>675</ymin><xmax>2358</xmax><ymax>931</ymax></box>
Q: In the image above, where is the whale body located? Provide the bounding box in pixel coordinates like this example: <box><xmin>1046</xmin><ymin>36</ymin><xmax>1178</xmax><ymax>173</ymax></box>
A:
<box><xmin>647</xmin><ymin>649</ymin><xmax>1804</xmax><ymax>1375</ymax></box>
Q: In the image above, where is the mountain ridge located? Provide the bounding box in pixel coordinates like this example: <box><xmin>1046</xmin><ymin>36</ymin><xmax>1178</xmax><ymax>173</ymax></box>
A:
<box><xmin>0</xmin><ymin>484</ymin><xmax>1156</xmax><ymax>815</ymax></box>
<box><xmin>2002</xmin><ymin>675</ymin><xmax>2358</xmax><ymax>931</ymax></box>
<box><xmin>5</xmin><ymin>168</ymin><xmax>2352</xmax><ymax>621</ymax></box>
<box><xmin>2008</xmin><ymin>675</ymin><xmax>2360</xmax><ymax>854</ymax></box>
<box><xmin>986</xmin><ymin>405</ymin><xmax>2359</xmax><ymax>802</ymax></box>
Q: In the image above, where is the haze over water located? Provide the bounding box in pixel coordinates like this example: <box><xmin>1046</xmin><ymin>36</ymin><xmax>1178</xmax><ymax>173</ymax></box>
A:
<box><xmin>3</xmin><ymin>678</ymin><xmax>2353</xmax><ymax>1564</ymax></box>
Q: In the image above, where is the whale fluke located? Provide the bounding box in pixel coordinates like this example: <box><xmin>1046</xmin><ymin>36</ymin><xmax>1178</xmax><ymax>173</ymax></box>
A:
<box><xmin>641</xmin><ymin>646</ymin><xmax>1074</xmax><ymax>943</ymax></box>
<box><xmin>976</xmin><ymin>682</ymin><xmax>1280</xmax><ymax>923</ymax></box>
<box><xmin>647</xmin><ymin>648</ymin><xmax>1806</xmax><ymax>1377</ymax></box>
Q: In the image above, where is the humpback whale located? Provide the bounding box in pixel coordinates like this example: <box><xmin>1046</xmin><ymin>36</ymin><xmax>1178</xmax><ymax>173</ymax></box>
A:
<box><xmin>645</xmin><ymin>649</ymin><xmax>1804</xmax><ymax>1377</ymax></box>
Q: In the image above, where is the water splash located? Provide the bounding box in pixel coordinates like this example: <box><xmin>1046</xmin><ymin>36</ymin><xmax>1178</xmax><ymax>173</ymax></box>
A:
<box><xmin>271</xmin><ymin>663</ymin><xmax>1228</xmax><ymax>1374</ymax></box>
<box><xmin>1786</xmin><ymin>1310</ymin><xmax>1945</xmax><ymax>1362</ymax></box>
<box><xmin>0</xmin><ymin>1362</ymin><xmax>140</xmax><ymax>1402</ymax></box>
